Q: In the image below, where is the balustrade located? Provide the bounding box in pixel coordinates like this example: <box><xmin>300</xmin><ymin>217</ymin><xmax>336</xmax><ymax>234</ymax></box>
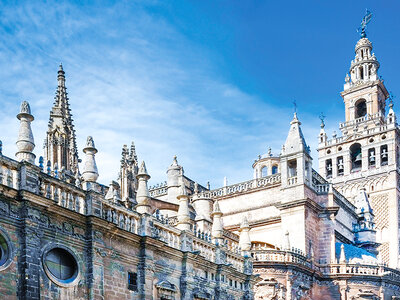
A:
<box><xmin>102</xmin><ymin>203</ymin><xmax>140</xmax><ymax>235</ymax></box>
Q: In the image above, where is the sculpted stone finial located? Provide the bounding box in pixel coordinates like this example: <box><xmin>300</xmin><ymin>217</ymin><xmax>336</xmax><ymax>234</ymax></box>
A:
<box><xmin>82</xmin><ymin>136</ymin><xmax>99</xmax><ymax>182</ymax></box>
<box><xmin>176</xmin><ymin>179</ymin><xmax>191</xmax><ymax>231</ymax></box>
<box><xmin>211</xmin><ymin>199</ymin><xmax>224</xmax><ymax>243</ymax></box>
<box><xmin>239</xmin><ymin>216</ymin><xmax>251</xmax><ymax>253</ymax></box>
<box><xmin>135</xmin><ymin>161</ymin><xmax>151</xmax><ymax>214</ymax></box>
<box><xmin>16</xmin><ymin>101</ymin><xmax>36</xmax><ymax>163</ymax></box>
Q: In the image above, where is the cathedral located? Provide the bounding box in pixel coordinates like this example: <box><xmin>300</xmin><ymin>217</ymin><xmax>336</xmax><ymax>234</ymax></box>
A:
<box><xmin>0</xmin><ymin>16</ymin><xmax>400</xmax><ymax>300</ymax></box>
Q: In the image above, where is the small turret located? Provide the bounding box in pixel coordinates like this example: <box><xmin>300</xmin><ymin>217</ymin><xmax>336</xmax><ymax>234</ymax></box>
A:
<box><xmin>167</xmin><ymin>155</ymin><xmax>184</xmax><ymax>204</ymax></box>
<box><xmin>354</xmin><ymin>188</ymin><xmax>378</xmax><ymax>254</ymax></box>
<box><xmin>135</xmin><ymin>161</ymin><xmax>151</xmax><ymax>214</ymax></box>
<box><xmin>339</xmin><ymin>244</ymin><xmax>346</xmax><ymax>263</ymax></box>
<box><xmin>82</xmin><ymin>136</ymin><xmax>99</xmax><ymax>182</ymax></box>
<box><xmin>16</xmin><ymin>101</ymin><xmax>36</xmax><ymax>164</ymax></box>
<box><xmin>318</xmin><ymin>115</ymin><xmax>327</xmax><ymax>145</ymax></box>
<box><xmin>239</xmin><ymin>216</ymin><xmax>251</xmax><ymax>253</ymax></box>
<box><xmin>176</xmin><ymin>180</ymin><xmax>191</xmax><ymax>231</ymax></box>
<box><xmin>211</xmin><ymin>199</ymin><xmax>224</xmax><ymax>244</ymax></box>
<box><xmin>281</xmin><ymin>113</ymin><xmax>312</xmax><ymax>188</ymax></box>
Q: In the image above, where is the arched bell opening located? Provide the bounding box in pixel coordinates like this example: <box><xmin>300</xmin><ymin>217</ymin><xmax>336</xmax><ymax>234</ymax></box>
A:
<box><xmin>368</xmin><ymin>148</ymin><xmax>376</xmax><ymax>167</ymax></box>
<box><xmin>325</xmin><ymin>159</ymin><xmax>332</xmax><ymax>178</ymax></box>
<box><xmin>381</xmin><ymin>145</ymin><xmax>388</xmax><ymax>166</ymax></box>
<box><xmin>355</xmin><ymin>99</ymin><xmax>367</xmax><ymax>119</ymax></box>
<box><xmin>337</xmin><ymin>156</ymin><xmax>344</xmax><ymax>176</ymax></box>
<box><xmin>350</xmin><ymin>143</ymin><xmax>362</xmax><ymax>171</ymax></box>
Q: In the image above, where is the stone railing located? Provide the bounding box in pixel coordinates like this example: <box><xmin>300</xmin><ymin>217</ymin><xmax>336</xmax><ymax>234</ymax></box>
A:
<box><xmin>0</xmin><ymin>157</ymin><xmax>19</xmax><ymax>189</ymax></box>
<box><xmin>196</xmin><ymin>173</ymin><xmax>281</xmax><ymax>199</ymax></box>
<box><xmin>251</xmin><ymin>249</ymin><xmax>312</xmax><ymax>269</ymax></box>
<box><xmin>287</xmin><ymin>176</ymin><xmax>297</xmax><ymax>186</ymax></box>
<box><xmin>39</xmin><ymin>173</ymin><xmax>86</xmax><ymax>214</ymax></box>
<box><xmin>339</xmin><ymin>112</ymin><xmax>383</xmax><ymax>129</ymax></box>
<box><xmin>312</xmin><ymin>169</ymin><xmax>327</xmax><ymax>185</ymax></box>
<box><xmin>193</xmin><ymin>235</ymin><xmax>216</xmax><ymax>262</ymax></box>
<box><xmin>152</xmin><ymin>219</ymin><xmax>181</xmax><ymax>249</ymax></box>
<box><xmin>318</xmin><ymin>263</ymin><xmax>400</xmax><ymax>281</ymax></box>
<box><xmin>102</xmin><ymin>202</ymin><xmax>141</xmax><ymax>235</ymax></box>
<box><xmin>149</xmin><ymin>181</ymin><xmax>168</xmax><ymax>197</ymax></box>
<box><xmin>226</xmin><ymin>251</ymin><xmax>244</xmax><ymax>273</ymax></box>
<box><xmin>314</xmin><ymin>184</ymin><xmax>329</xmax><ymax>194</ymax></box>
<box><xmin>313</xmin><ymin>182</ymin><xmax>355</xmax><ymax>210</ymax></box>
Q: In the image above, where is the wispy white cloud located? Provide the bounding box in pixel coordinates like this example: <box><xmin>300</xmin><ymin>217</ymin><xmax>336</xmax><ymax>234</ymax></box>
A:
<box><xmin>0</xmin><ymin>1</ymin><xmax>325</xmax><ymax>188</ymax></box>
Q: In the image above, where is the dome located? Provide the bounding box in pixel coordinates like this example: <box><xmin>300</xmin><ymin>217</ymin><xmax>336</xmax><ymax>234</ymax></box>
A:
<box><xmin>355</xmin><ymin>38</ymin><xmax>372</xmax><ymax>52</ymax></box>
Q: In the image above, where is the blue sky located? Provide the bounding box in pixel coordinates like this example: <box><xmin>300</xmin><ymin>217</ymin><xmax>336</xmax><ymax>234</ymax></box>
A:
<box><xmin>0</xmin><ymin>1</ymin><xmax>399</xmax><ymax>188</ymax></box>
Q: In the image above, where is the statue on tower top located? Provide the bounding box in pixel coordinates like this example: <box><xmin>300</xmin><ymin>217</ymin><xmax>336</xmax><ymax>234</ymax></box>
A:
<box><xmin>358</xmin><ymin>9</ymin><xmax>373</xmax><ymax>38</ymax></box>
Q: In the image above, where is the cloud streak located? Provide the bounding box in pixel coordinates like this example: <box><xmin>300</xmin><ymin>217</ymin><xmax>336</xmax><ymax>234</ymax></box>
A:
<box><xmin>0</xmin><ymin>1</ymin><xmax>326</xmax><ymax>188</ymax></box>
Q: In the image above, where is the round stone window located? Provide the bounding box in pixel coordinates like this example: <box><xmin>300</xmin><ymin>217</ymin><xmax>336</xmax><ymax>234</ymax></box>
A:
<box><xmin>0</xmin><ymin>234</ymin><xmax>10</xmax><ymax>268</ymax></box>
<box><xmin>43</xmin><ymin>247</ymin><xmax>79</xmax><ymax>286</ymax></box>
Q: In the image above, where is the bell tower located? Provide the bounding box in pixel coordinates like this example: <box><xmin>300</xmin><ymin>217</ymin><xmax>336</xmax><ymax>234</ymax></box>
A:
<box><xmin>318</xmin><ymin>14</ymin><xmax>400</xmax><ymax>268</ymax></box>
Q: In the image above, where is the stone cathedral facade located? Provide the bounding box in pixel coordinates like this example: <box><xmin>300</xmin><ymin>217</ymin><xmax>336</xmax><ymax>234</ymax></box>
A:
<box><xmin>1</xmin><ymin>24</ymin><xmax>400</xmax><ymax>300</ymax></box>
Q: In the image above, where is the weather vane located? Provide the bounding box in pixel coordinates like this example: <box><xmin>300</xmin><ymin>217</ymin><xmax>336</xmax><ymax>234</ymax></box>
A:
<box><xmin>357</xmin><ymin>9</ymin><xmax>373</xmax><ymax>38</ymax></box>
<box><xmin>292</xmin><ymin>100</ymin><xmax>297</xmax><ymax>113</ymax></box>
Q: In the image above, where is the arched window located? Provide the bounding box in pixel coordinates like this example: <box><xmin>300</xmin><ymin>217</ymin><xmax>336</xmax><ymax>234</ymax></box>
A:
<box><xmin>355</xmin><ymin>99</ymin><xmax>367</xmax><ymax>119</ymax></box>
<box><xmin>261</xmin><ymin>166</ymin><xmax>268</xmax><ymax>177</ymax></box>
<box><xmin>272</xmin><ymin>165</ymin><xmax>278</xmax><ymax>174</ymax></box>
<box><xmin>288</xmin><ymin>159</ymin><xmax>297</xmax><ymax>177</ymax></box>
<box><xmin>350</xmin><ymin>143</ymin><xmax>362</xmax><ymax>170</ymax></box>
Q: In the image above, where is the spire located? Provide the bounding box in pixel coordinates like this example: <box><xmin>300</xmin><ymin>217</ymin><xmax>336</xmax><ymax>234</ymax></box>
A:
<box><xmin>211</xmin><ymin>199</ymin><xmax>224</xmax><ymax>244</ymax></box>
<box><xmin>82</xmin><ymin>136</ymin><xmax>99</xmax><ymax>182</ymax></box>
<box><xmin>339</xmin><ymin>244</ymin><xmax>346</xmax><ymax>263</ymax></box>
<box><xmin>16</xmin><ymin>101</ymin><xmax>36</xmax><ymax>164</ymax></box>
<box><xmin>44</xmin><ymin>65</ymin><xmax>79</xmax><ymax>176</ymax></box>
<box><xmin>135</xmin><ymin>161</ymin><xmax>151</xmax><ymax>214</ymax></box>
<box><xmin>119</xmin><ymin>142</ymin><xmax>138</xmax><ymax>207</ymax></box>
<box><xmin>176</xmin><ymin>180</ymin><xmax>191</xmax><ymax>231</ymax></box>
<box><xmin>239</xmin><ymin>216</ymin><xmax>251</xmax><ymax>252</ymax></box>
<box><xmin>282</xmin><ymin>113</ymin><xmax>309</xmax><ymax>156</ymax></box>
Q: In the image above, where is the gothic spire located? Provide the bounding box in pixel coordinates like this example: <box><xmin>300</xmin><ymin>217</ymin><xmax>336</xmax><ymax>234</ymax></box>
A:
<box><xmin>44</xmin><ymin>65</ymin><xmax>79</xmax><ymax>176</ymax></box>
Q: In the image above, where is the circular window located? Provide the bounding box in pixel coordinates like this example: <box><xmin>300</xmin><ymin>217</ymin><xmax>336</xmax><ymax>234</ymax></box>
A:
<box><xmin>0</xmin><ymin>233</ymin><xmax>10</xmax><ymax>269</ymax></box>
<box><xmin>338</xmin><ymin>146</ymin><xmax>342</xmax><ymax>151</ymax></box>
<box><xmin>43</xmin><ymin>247</ymin><xmax>79</xmax><ymax>286</ymax></box>
<box><xmin>382</xmin><ymin>135</ymin><xmax>386</xmax><ymax>140</ymax></box>
<box><xmin>327</xmin><ymin>149</ymin><xmax>331</xmax><ymax>154</ymax></box>
<box><xmin>369</xmin><ymin>138</ymin><xmax>374</xmax><ymax>143</ymax></box>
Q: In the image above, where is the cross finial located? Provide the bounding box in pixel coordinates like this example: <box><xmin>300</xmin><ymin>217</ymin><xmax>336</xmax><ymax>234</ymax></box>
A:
<box><xmin>389</xmin><ymin>91</ymin><xmax>395</xmax><ymax>108</ymax></box>
<box><xmin>319</xmin><ymin>112</ymin><xmax>325</xmax><ymax>128</ymax></box>
<box><xmin>292</xmin><ymin>100</ymin><xmax>297</xmax><ymax>113</ymax></box>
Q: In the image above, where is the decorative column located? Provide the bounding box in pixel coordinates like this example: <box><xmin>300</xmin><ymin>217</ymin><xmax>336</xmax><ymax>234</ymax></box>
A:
<box><xmin>16</xmin><ymin>101</ymin><xmax>36</xmax><ymax>164</ymax></box>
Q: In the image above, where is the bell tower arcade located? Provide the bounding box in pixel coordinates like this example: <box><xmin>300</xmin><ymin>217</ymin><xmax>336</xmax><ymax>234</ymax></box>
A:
<box><xmin>318</xmin><ymin>25</ymin><xmax>400</xmax><ymax>267</ymax></box>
